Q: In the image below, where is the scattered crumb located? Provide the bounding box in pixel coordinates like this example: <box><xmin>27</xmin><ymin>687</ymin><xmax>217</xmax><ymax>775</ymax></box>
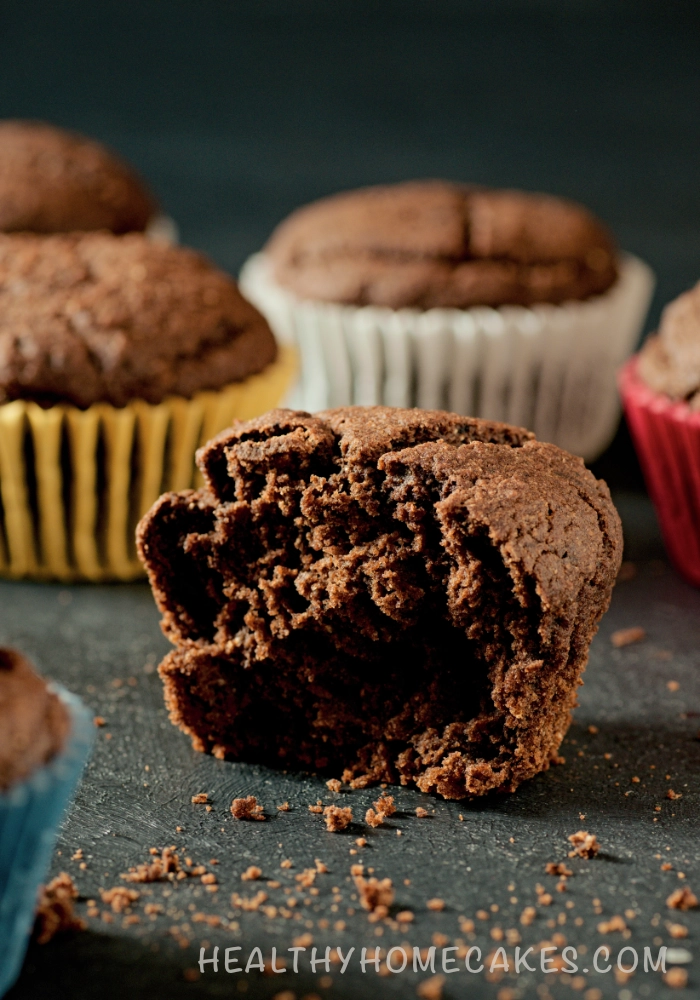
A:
<box><xmin>587</xmin><ymin>725</ymin><xmax>598</xmax><ymax>734</ymax></box>
<box><xmin>101</xmin><ymin>887</ymin><xmax>139</xmax><ymax>913</ymax></box>
<box><xmin>144</xmin><ymin>903</ymin><xmax>163</xmax><ymax>916</ymax></box>
<box><xmin>416</xmin><ymin>973</ymin><xmax>445</xmax><ymax>999</ymax></box>
<box><xmin>326</xmin><ymin>779</ymin><xmax>342</xmax><ymax>793</ymax></box>
<box><xmin>191</xmin><ymin>793</ymin><xmax>208</xmax><ymax>804</ymax></box>
<box><xmin>396</xmin><ymin>910</ymin><xmax>414</xmax><ymax>923</ymax></box>
<box><xmin>611</xmin><ymin>626</ymin><xmax>645</xmax><ymax>648</ymax></box>
<box><xmin>355</xmin><ymin>837</ymin><xmax>367</xmax><ymax>847</ymax></box>
<box><xmin>295</xmin><ymin>869</ymin><xmax>317</xmax><ymax>888</ymax></box>
<box><xmin>664</xmin><ymin>967</ymin><xmax>688</xmax><ymax>989</ymax></box>
<box><xmin>667</xmin><ymin>680</ymin><xmax>680</xmax><ymax>692</ymax></box>
<box><xmin>324</xmin><ymin>805</ymin><xmax>352</xmax><ymax>831</ymax></box>
<box><xmin>520</xmin><ymin>906</ymin><xmax>536</xmax><ymax>926</ymax></box>
<box><xmin>241</xmin><ymin>866</ymin><xmax>262</xmax><ymax>881</ymax></box>
<box><xmin>93</xmin><ymin>716</ymin><xmax>106</xmax><ymax>727</ymax></box>
<box><xmin>354</xmin><ymin>875</ymin><xmax>394</xmax><ymax>915</ymax></box>
<box><xmin>309</xmin><ymin>800</ymin><xmax>324</xmax><ymax>814</ymax></box>
<box><xmin>121</xmin><ymin>847</ymin><xmax>179</xmax><ymax>883</ymax></box>
<box><xmin>374</xmin><ymin>794</ymin><xmax>395</xmax><ymax>817</ymax></box>
<box><xmin>280</xmin><ymin>859</ymin><xmax>293</xmax><ymax>869</ymax></box>
<box><xmin>34</xmin><ymin>874</ymin><xmax>85</xmax><ymax>944</ymax></box>
<box><xmin>230</xmin><ymin>796</ymin><xmax>265</xmax><ymax>820</ymax></box>
<box><xmin>667</xmin><ymin>887</ymin><xmax>698</xmax><ymax>911</ymax></box>
<box><xmin>276</xmin><ymin>802</ymin><xmax>290</xmax><ymax>812</ymax></box>
<box><xmin>568</xmin><ymin>830</ymin><xmax>599</xmax><ymax>858</ymax></box>
<box><xmin>292</xmin><ymin>932</ymin><xmax>313</xmax><ymax>948</ymax></box>
<box><xmin>350</xmin><ymin>864</ymin><xmax>364</xmax><ymax>876</ymax></box>
<box><xmin>365</xmin><ymin>808</ymin><xmax>384</xmax><ymax>828</ymax></box>
<box><xmin>231</xmin><ymin>890</ymin><xmax>268</xmax><ymax>911</ymax></box>
<box><xmin>315</xmin><ymin>859</ymin><xmax>329</xmax><ymax>873</ymax></box>
<box><xmin>666</xmin><ymin>789</ymin><xmax>683</xmax><ymax>800</ymax></box>
<box><xmin>415</xmin><ymin>807</ymin><xmax>429</xmax><ymax>818</ymax></box>
<box><xmin>427</xmin><ymin>898</ymin><xmax>445</xmax><ymax>911</ymax></box>
<box><xmin>545</xmin><ymin>862</ymin><xmax>573</xmax><ymax>877</ymax></box>
<box><xmin>597</xmin><ymin>915</ymin><xmax>627</xmax><ymax>934</ymax></box>
<box><xmin>668</xmin><ymin>923</ymin><xmax>688</xmax><ymax>939</ymax></box>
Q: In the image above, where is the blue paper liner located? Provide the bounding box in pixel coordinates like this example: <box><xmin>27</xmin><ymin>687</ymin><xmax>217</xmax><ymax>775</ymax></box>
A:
<box><xmin>0</xmin><ymin>685</ymin><xmax>93</xmax><ymax>997</ymax></box>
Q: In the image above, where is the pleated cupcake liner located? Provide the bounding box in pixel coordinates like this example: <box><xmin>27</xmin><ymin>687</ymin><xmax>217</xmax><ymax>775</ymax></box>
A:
<box><xmin>240</xmin><ymin>252</ymin><xmax>654</xmax><ymax>462</ymax></box>
<box><xmin>619</xmin><ymin>357</ymin><xmax>700</xmax><ymax>587</ymax></box>
<box><xmin>0</xmin><ymin>345</ymin><xmax>296</xmax><ymax>582</ymax></box>
<box><xmin>0</xmin><ymin>687</ymin><xmax>93</xmax><ymax>997</ymax></box>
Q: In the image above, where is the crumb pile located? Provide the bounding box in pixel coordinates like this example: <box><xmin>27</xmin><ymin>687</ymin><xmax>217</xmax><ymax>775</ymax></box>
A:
<box><xmin>138</xmin><ymin>406</ymin><xmax>622</xmax><ymax>800</ymax></box>
<box><xmin>33</xmin><ymin>873</ymin><xmax>84</xmax><ymax>944</ymax></box>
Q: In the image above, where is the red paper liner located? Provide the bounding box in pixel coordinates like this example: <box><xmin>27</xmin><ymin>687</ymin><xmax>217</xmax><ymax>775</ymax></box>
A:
<box><xmin>619</xmin><ymin>356</ymin><xmax>700</xmax><ymax>586</ymax></box>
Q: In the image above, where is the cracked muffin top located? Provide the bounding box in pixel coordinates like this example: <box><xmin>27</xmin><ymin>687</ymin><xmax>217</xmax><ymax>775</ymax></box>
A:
<box><xmin>265</xmin><ymin>180</ymin><xmax>619</xmax><ymax>310</ymax></box>
<box><xmin>637</xmin><ymin>281</ymin><xmax>700</xmax><ymax>405</ymax></box>
<box><xmin>0</xmin><ymin>120</ymin><xmax>157</xmax><ymax>234</ymax></box>
<box><xmin>0</xmin><ymin>232</ymin><xmax>277</xmax><ymax>409</ymax></box>
<box><xmin>0</xmin><ymin>648</ymin><xmax>70</xmax><ymax>791</ymax></box>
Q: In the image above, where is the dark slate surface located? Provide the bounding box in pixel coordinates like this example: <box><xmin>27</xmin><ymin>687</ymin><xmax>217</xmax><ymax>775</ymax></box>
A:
<box><xmin>0</xmin><ymin>1</ymin><xmax>699</xmax><ymax>997</ymax></box>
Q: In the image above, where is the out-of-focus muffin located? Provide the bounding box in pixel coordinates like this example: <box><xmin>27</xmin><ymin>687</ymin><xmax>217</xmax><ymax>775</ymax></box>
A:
<box><xmin>0</xmin><ymin>119</ymin><xmax>156</xmax><ymax>234</ymax></box>
<box><xmin>241</xmin><ymin>179</ymin><xmax>654</xmax><ymax>461</ymax></box>
<box><xmin>265</xmin><ymin>180</ymin><xmax>619</xmax><ymax>308</ymax></box>
<box><xmin>0</xmin><ymin>648</ymin><xmax>93</xmax><ymax>996</ymax></box>
<box><xmin>0</xmin><ymin>232</ymin><xmax>295</xmax><ymax>581</ymax></box>
<box><xmin>621</xmin><ymin>281</ymin><xmax>700</xmax><ymax>586</ymax></box>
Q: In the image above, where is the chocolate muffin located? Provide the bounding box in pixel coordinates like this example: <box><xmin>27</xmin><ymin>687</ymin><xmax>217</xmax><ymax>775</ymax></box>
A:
<box><xmin>636</xmin><ymin>280</ymin><xmax>700</xmax><ymax>404</ymax></box>
<box><xmin>138</xmin><ymin>406</ymin><xmax>622</xmax><ymax>800</ymax></box>
<box><xmin>0</xmin><ymin>648</ymin><xmax>70</xmax><ymax>791</ymax></box>
<box><xmin>0</xmin><ymin>120</ymin><xmax>156</xmax><ymax>234</ymax></box>
<box><xmin>620</xmin><ymin>280</ymin><xmax>700</xmax><ymax>588</ymax></box>
<box><xmin>0</xmin><ymin>231</ymin><xmax>277</xmax><ymax>409</ymax></box>
<box><xmin>0</xmin><ymin>649</ymin><xmax>92</xmax><ymax>997</ymax></box>
<box><xmin>265</xmin><ymin>180</ymin><xmax>618</xmax><ymax>309</ymax></box>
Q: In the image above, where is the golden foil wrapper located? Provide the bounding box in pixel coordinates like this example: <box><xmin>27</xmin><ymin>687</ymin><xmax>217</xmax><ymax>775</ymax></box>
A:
<box><xmin>0</xmin><ymin>345</ymin><xmax>295</xmax><ymax>581</ymax></box>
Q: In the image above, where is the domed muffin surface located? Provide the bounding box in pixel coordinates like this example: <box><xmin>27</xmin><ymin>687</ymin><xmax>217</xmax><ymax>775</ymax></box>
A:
<box><xmin>0</xmin><ymin>232</ymin><xmax>277</xmax><ymax>409</ymax></box>
<box><xmin>0</xmin><ymin>120</ymin><xmax>156</xmax><ymax>234</ymax></box>
<box><xmin>266</xmin><ymin>180</ymin><xmax>619</xmax><ymax>309</ymax></box>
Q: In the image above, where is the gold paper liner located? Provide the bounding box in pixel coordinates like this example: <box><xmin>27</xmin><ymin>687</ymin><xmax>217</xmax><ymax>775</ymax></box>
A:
<box><xmin>0</xmin><ymin>345</ymin><xmax>295</xmax><ymax>582</ymax></box>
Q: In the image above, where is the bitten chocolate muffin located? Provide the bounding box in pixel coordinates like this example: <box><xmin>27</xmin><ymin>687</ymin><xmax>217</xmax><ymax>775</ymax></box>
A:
<box><xmin>0</xmin><ymin>648</ymin><xmax>70</xmax><ymax>791</ymax></box>
<box><xmin>138</xmin><ymin>406</ymin><xmax>622</xmax><ymax>800</ymax></box>
<box><xmin>0</xmin><ymin>120</ymin><xmax>156</xmax><ymax>234</ymax></box>
<box><xmin>637</xmin><ymin>281</ymin><xmax>700</xmax><ymax>405</ymax></box>
<box><xmin>0</xmin><ymin>232</ymin><xmax>277</xmax><ymax>408</ymax></box>
<box><xmin>265</xmin><ymin>181</ymin><xmax>618</xmax><ymax>309</ymax></box>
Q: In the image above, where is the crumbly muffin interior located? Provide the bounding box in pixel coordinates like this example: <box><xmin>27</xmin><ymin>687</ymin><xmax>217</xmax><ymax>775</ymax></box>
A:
<box><xmin>139</xmin><ymin>407</ymin><xmax>621</xmax><ymax>799</ymax></box>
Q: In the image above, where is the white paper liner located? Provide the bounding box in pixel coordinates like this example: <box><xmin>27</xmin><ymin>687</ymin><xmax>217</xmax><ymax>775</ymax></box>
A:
<box><xmin>240</xmin><ymin>252</ymin><xmax>655</xmax><ymax>461</ymax></box>
<box><xmin>145</xmin><ymin>214</ymin><xmax>179</xmax><ymax>245</ymax></box>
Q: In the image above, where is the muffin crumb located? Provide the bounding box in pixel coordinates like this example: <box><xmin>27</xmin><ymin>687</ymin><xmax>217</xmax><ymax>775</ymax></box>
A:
<box><xmin>324</xmin><ymin>805</ymin><xmax>353</xmax><ymax>831</ymax></box>
<box><xmin>567</xmin><ymin>831</ymin><xmax>599</xmax><ymax>858</ymax></box>
<box><xmin>230</xmin><ymin>796</ymin><xmax>265</xmax><ymax>821</ymax></box>
<box><xmin>34</xmin><ymin>874</ymin><xmax>85</xmax><ymax>944</ymax></box>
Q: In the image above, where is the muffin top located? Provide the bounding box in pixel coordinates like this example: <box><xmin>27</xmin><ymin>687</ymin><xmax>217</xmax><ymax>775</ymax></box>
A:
<box><xmin>265</xmin><ymin>180</ymin><xmax>619</xmax><ymax>309</ymax></box>
<box><xmin>637</xmin><ymin>282</ymin><xmax>700</xmax><ymax>404</ymax></box>
<box><xmin>0</xmin><ymin>232</ymin><xmax>278</xmax><ymax>409</ymax></box>
<box><xmin>0</xmin><ymin>120</ymin><xmax>156</xmax><ymax>234</ymax></box>
<box><xmin>0</xmin><ymin>648</ymin><xmax>70</xmax><ymax>792</ymax></box>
